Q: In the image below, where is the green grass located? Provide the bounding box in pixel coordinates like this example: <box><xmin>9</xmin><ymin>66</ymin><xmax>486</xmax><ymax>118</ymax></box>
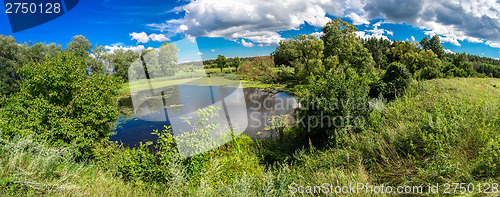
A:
<box><xmin>3</xmin><ymin>77</ymin><xmax>500</xmax><ymax>196</ymax></box>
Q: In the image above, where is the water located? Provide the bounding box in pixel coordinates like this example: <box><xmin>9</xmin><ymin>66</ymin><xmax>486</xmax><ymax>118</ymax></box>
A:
<box><xmin>111</xmin><ymin>85</ymin><xmax>297</xmax><ymax>147</ymax></box>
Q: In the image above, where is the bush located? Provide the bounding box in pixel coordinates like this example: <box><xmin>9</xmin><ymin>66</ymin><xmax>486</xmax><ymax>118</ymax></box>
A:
<box><xmin>0</xmin><ymin>52</ymin><xmax>120</xmax><ymax>160</ymax></box>
<box><xmin>382</xmin><ymin>62</ymin><xmax>412</xmax><ymax>99</ymax></box>
<box><xmin>296</xmin><ymin>67</ymin><xmax>371</xmax><ymax>148</ymax></box>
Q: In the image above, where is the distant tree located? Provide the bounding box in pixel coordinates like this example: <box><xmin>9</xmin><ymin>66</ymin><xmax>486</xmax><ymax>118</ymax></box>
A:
<box><xmin>109</xmin><ymin>49</ymin><xmax>140</xmax><ymax>82</ymax></box>
<box><xmin>321</xmin><ymin>18</ymin><xmax>373</xmax><ymax>74</ymax></box>
<box><xmin>216</xmin><ymin>55</ymin><xmax>227</xmax><ymax>72</ymax></box>
<box><xmin>231</xmin><ymin>56</ymin><xmax>241</xmax><ymax>68</ymax></box>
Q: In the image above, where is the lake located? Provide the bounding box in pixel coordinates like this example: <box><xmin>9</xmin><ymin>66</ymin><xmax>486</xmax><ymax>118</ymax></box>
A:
<box><xmin>111</xmin><ymin>85</ymin><xmax>298</xmax><ymax>147</ymax></box>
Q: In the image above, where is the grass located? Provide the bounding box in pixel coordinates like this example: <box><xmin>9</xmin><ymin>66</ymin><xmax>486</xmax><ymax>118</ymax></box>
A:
<box><xmin>2</xmin><ymin>77</ymin><xmax>500</xmax><ymax>196</ymax></box>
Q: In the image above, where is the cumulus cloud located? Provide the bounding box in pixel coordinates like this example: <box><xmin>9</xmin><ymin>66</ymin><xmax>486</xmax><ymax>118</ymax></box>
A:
<box><xmin>130</xmin><ymin>32</ymin><xmax>171</xmax><ymax>43</ymax></box>
<box><xmin>240</xmin><ymin>39</ymin><xmax>255</xmax><ymax>47</ymax></box>
<box><xmin>486</xmin><ymin>41</ymin><xmax>500</xmax><ymax>48</ymax></box>
<box><xmin>364</xmin><ymin>0</ymin><xmax>500</xmax><ymax>47</ymax></box>
<box><xmin>149</xmin><ymin>33</ymin><xmax>170</xmax><ymax>42</ymax></box>
<box><xmin>347</xmin><ymin>13</ymin><xmax>370</xmax><ymax>25</ymax></box>
<box><xmin>147</xmin><ymin>0</ymin><xmax>500</xmax><ymax>49</ymax></box>
<box><xmin>310</xmin><ymin>32</ymin><xmax>324</xmax><ymax>38</ymax></box>
<box><xmin>355</xmin><ymin>21</ymin><xmax>392</xmax><ymax>40</ymax></box>
<box><xmin>444</xmin><ymin>49</ymin><xmax>455</xmax><ymax>54</ymax></box>
<box><xmin>149</xmin><ymin>0</ymin><xmax>352</xmax><ymax>46</ymax></box>
<box><xmin>411</xmin><ymin>36</ymin><xmax>415</xmax><ymax>41</ymax></box>
<box><xmin>130</xmin><ymin>32</ymin><xmax>150</xmax><ymax>43</ymax></box>
<box><xmin>105</xmin><ymin>44</ymin><xmax>153</xmax><ymax>54</ymax></box>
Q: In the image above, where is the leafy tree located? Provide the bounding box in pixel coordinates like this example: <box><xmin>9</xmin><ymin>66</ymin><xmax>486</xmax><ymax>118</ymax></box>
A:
<box><xmin>0</xmin><ymin>35</ymin><xmax>23</xmax><ymax>95</ymax></box>
<box><xmin>230</xmin><ymin>56</ymin><xmax>241</xmax><ymax>68</ymax></box>
<box><xmin>216</xmin><ymin>55</ymin><xmax>227</xmax><ymax>72</ymax></box>
<box><xmin>321</xmin><ymin>18</ymin><xmax>373</xmax><ymax>74</ymax></box>
<box><xmin>65</xmin><ymin>35</ymin><xmax>92</xmax><ymax>58</ymax></box>
<box><xmin>420</xmin><ymin>35</ymin><xmax>444</xmax><ymax>59</ymax></box>
<box><xmin>109</xmin><ymin>49</ymin><xmax>140</xmax><ymax>82</ymax></box>
<box><xmin>0</xmin><ymin>52</ymin><xmax>120</xmax><ymax>160</ymax></box>
<box><xmin>452</xmin><ymin>53</ymin><xmax>475</xmax><ymax>76</ymax></box>
<box><xmin>363</xmin><ymin>37</ymin><xmax>391</xmax><ymax>69</ymax></box>
<box><xmin>272</xmin><ymin>34</ymin><xmax>325</xmax><ymax>81</ymax></box>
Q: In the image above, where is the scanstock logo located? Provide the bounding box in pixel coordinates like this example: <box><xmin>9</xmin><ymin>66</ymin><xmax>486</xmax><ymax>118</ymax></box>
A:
<box><xmin>4</xmin><ymin>0</ymin><xmax>79</xmax><ymax>32</ymax></box>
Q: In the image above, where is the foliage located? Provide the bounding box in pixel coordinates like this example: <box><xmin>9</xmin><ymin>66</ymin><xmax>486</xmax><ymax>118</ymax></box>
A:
<box><xmin>321</xmin><ymin>18</ymin><xmax>374</xmax><ymax>74</ymax></box>
<box><xmin>109</xmin><ymin>49</ymin><xmax>140</xmax><ymax>82</ymax></box>
<box><xmin>237</xmin><ymin>56</ymin><xmax>276</xmax><ymax>82</ymax></box>
<box><xmin>420</xmin><ymin>35</ymin><xmax>445</xmax><ymax>59</ymax></box>
<box><xmin>216</xmin><ymin>55</ymin><xmax>228</xmax><ymax>72</ymax></box>
<box><xmin>272</xmin><ymin>34</ymin><xmax>325</xmax><ymax>81</ymax></box>
<box><xmin>382</xmin><ymin>62</ymin><xmax>413</xmax><ymax>99</ymax></box>
<box><xmin>0</xmin><ymin>52</ymin><xmax>120</xmax><ymax>160</ymax></box>
<box><xmin>295</xmin><ymin>67</ymin><xmax>371</xmax><ymax>147</ymax></box>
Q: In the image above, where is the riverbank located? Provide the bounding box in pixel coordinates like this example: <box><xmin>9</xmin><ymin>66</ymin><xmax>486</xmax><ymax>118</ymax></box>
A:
<box><xmin>115</xmin><ymin>76</ymin><xmax>290</xmax><ymax>99</ymax></box>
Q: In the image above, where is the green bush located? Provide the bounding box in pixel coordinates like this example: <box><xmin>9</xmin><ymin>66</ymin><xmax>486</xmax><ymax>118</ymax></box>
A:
<box><xmin>0</xmin><ymin>52</ymin><xmax>120</xmax><ymax>160</ymax></box>
<box><xmin>382</xmin><ymin>62</ymin><xmax>412</xmax><ymax>99</ymax></box>
<box><xmin>296</xmin><ymin>67</ymin><xmax>371</xmax><ymax>148</ymax></box>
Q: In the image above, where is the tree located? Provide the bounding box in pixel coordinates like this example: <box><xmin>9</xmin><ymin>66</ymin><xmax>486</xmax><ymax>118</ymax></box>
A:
<box><xmin>321</xmin><ymin>18</ymin><xmax>373</xmax><ymax>74</ymax></box>
<box><xmin>272</xmin><ymin>34</ymin><xmax>325</xmax><ymax>81</ymax></box>
<box><xmin>0</xmin><ymin>52</ymin><xmax>120</xmax><ymax>160</ymax></box>
<box><xmin>0</xmin><ymin>35</ymin><xmax>23</xmax><ymax>96</ymax></box>
<box><xmin>363</xmin><ymin>37</ymin><xmax>391</xmax><ymax>69</ymax></box>
<box><xmin>420</xmin><ymin>35</ymin><xmax>444</xmax><ymax>59</ymax></box>
<box><xmin>216</xmin><ymin>55</ymin><xmax>227</xmax><ymax>72</ymax></box>
<box><xmin>231</xmin><ymin>56</ymin><xmax>241</xmax><ymax>68</ymax></box>
<box><xmin>65</xmin><ymin>35</ymin><xmax>92</xmax><ymax>58</ymax></box>
<box><xmin>109</xmin><ymin>49</ymin><xmax>140</xmax><ymax>82</ymax></box>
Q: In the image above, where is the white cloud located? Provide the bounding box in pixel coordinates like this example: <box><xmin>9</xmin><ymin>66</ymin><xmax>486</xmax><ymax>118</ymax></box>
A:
<box><xmin>486</xmin><ymin>41</ymin><xmax>500</xmax><ymax>48</ymax></box>
<box><xmin>411</xmin><ymin>36</ymin><xmax>415</xmax><ymax>41</ymax></box>
<box><xmin>211</xmin><ymin>49</ymin><xmax>216</xmax><ymax>52</ymax></box>
<box><xmin>130</xmin><ymin>32</ymin><xmax>172</xmax><ymax>43</ymax></box>
<box><xmin>130</xmin><ymin>32</ymin><xmax>150</xmax><ymax>43</ymax></box>
<box><xmin>105</xmin><ymin>44</ymin><xmax>153</xmax><ymax>54</ymax></box>
<box><xmin>240</xmin><ymin>39</ymin><xmax>255</xmax><ymax>47</ymax></box>
<box><xmin>310</xmin><ymin>32</ymin><xmax>324</xmax><ymax>38</ymax></box>
<box><xmin>444</xmin><ymin>49</ymin><xmax>455</xmax><ymax>54</ymax></box>
<box><xmin>149</xmin><ymin>0</ymin><xmax>351</xmax><ymax>46</ymax></box>
<box><xmin>347</xmin><ymin>13</ymin><xmax>370</xmax><ymax>25</ymax></box>
<box><xmin>146</xmin><ymin>0</ymin><xmax>500</xmax><ymax>50</ymax></box>
<box><xmin>197</xmin><ymin>52</ymin><xmax>204</xmax><ymax>55</ymax></box>
<box><xmin>148</xmin><ymin>33</ymin><xmax>170</xmax><ymax>42</ymax></box>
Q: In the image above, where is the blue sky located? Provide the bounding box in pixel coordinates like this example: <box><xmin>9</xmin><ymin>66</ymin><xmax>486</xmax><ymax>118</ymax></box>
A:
<box><xmin>1</xmin><ymin>0</ymin><xmax>500</xmax><ymax>61</ymax></box>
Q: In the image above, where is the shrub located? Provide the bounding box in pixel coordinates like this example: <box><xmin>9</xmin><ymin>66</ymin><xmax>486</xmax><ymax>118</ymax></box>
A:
<box><xmin>382</xmin><ymin>62</ymin><xmax>412</xmax><ymax>99</ymax></box>
<box><xmin>0</xmin><ymin>52</ymin><xmax>120</xmax><ymax>160</ymax></box>
<box><xmin>296</xmin><ymin>67</ymin><xmax>371</xmax><ymax>148</ymax></box>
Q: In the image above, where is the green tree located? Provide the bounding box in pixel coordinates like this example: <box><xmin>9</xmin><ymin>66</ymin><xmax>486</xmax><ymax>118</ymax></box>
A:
<box><xmin>420</xmin><ymin>35</ymin><xmax>444</xmax><ymax>59</ymax></box>
<box><xmin>109</xmin><ymin>49</ymin><xmax>140</xmax><ymax>82</ymax></box>
<box><xmin>216</xmin><ymin>55</ymin><xmax>227</xmax><ymax>72</ymax></box>
<box><xmin>0</xmin><ymin>35</ymin><xmax>23</xmax><ymax>96</ymax></box>
<box><xmin>272</xmin><ymin>34</ymin><xmax>325</xmax><ymax>81</ymax></box>
<box><xmin>0</xmin><ymin>52</ymin><xmax>120</xmax><ymax>160</ymax></box>
<box><xmin>65</xmin><ymin>35</ymin><xmax>92</xmax><ymax>58</ymax></box>
<box><xmin>321</xmin><ymin>18</ymin><xmax>373</xmax><ymax>74</ymax></box>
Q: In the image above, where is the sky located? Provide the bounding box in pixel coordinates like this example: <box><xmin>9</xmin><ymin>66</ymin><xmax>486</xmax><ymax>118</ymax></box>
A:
<box><xmin>1</xmin><ymin>0</ymin><xmax>500</xmax><ymax>61</ymax></box>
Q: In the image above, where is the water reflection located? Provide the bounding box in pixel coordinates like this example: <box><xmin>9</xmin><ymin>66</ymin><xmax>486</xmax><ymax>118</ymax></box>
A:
<box><xmin>111</xmin><ymin>85</ymin><xmax>297</xmax><ymax>147</ymax></box>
